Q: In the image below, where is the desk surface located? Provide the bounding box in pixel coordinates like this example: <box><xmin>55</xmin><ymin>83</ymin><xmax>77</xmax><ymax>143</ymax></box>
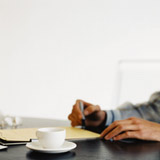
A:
<box><xmin>1</xmin><ymin>117</ymin><xmax>160</xmax><ymax>160</ymax></box>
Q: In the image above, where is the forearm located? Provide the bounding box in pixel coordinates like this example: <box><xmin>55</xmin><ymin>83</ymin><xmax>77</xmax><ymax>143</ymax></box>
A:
<box><xmin>105</xmin><ymin>92</ymin><xmax>160</xmax><ymax>126</ymax></box>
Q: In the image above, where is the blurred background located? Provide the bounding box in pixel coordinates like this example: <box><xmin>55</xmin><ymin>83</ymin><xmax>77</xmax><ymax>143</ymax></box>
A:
<box><xmin>0</xmin><ymin>0</ymin><xmax>160</xmax><ymax>120</ymax></box>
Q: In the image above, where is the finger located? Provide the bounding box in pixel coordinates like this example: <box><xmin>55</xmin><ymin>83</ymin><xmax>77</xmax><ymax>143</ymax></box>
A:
<box><xmin>68</xmin><ymin>115</ymin><xmax>77</xmax><ymax>127</ymax></box>
<box><xmin>74</xmin><ymin>99</ymin><xmax>94</xmax><ymax>118</ymax></box>
<box><xmin>73</xmin><ymin>100</ymin><xmax>84</xmax><ymax>119</ymax></box>
<box><xmin>68</xmin><ymin>114</ymin><xmax>76</xmax><ymax>123</ymax></box>
<box><xmin>101</xmin><ymin>119</ymin><xmax>132</xmax><ymax>137</ymax></box>
<box><xmin>70</xmin><ymin>118</ymin><xmax>80</xmax><ymax>127</ymax></box>
<box><xmin>71</xmin><ymin>112</ymin><xmax>82</xmax><ymax>124</ymax></box>
<box><xmin>68</xmin><ymin>114</ymin><xmax>81</xmax><ymax>126</ymax></box>
<box><xmin>71</xmin><ymin>121</ymin><xmax>79</xmax><ymax>127</ymax></box>
<box><xmin>68</xmin><ymin>113</ymin><xmax>79</xmax><ymax>124</ymax></box>
<box><xmin>84</xmin><ymin>105</ymin><xmax>100</xmax><ymax>116</ymax></box>
<box><xmin>78</xmin><ymin>99</ymin><xmax>92</xmax><ymax>107</ymax></box>
<box><xmin>104</xmin><ymin>124</ymin><xmax>138</xmax><ymax>140</ymax></box>
<box><xmin>113</xmin><ymin>131</ymin><xmax>140</xmax><ymax>140</ymax></box>
<box><xmin>68</xmin><ymin>113</ymin><xmax>75</xmax><ymax>121</ymax></box>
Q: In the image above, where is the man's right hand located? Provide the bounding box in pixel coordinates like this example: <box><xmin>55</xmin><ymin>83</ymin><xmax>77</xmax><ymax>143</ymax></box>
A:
<box><xmin>68</xmin><ymin>100</ymin><xmax>106</xmax><ymax>127</ymax></box>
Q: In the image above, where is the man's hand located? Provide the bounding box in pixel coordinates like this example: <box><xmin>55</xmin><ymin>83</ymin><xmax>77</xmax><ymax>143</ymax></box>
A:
<box><xmin>101</xmin><ymin>117</ymin><xmax>160</xmax><ymax>141</ymax></box>
<box><xmin>68</xmin><ymin>99</ymin><xmax>106</xmax><ymax>127</ymax></box>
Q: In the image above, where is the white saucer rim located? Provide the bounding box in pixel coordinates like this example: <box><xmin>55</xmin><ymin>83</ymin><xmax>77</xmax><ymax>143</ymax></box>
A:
<box><xmin>26</xmin><ymin>140</ymin><xmax>77</xmax><ymax>153</ymax></box>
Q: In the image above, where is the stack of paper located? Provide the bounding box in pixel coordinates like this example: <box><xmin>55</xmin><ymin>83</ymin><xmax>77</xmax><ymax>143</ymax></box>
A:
<box><xmin>0</xmin><ymin>127</ymin><xmax>100</xmax><ymax>145</ymax></box>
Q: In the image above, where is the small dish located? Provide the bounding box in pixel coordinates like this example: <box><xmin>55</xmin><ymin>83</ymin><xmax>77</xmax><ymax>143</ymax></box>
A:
<box><xmin>26</xmin><ymin>140</ymin><xmax>77</xmax><ymax>153</ymax></box>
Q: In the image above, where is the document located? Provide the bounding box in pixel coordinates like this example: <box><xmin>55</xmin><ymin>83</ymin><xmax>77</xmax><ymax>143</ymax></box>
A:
<box><xmin>65</xmin><ymin>127</ymin><xmax>100</xmax><ymax>139</ymax></box>
<box><xmin>0</xmin><ymin>145</ymin><xmax>7</xmax><ymax>150</ymax></box>
<box><xmin>0</xmin><ymin>127</ymin><xmax>100</xmax><ymax>145</ymax></box>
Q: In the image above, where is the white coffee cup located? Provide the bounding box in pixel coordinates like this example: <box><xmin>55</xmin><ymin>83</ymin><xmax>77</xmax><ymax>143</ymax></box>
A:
<box><xmin>36</xmin><ymin>127</ymin><xmax>66</xmax><ymax>149</ymax></box>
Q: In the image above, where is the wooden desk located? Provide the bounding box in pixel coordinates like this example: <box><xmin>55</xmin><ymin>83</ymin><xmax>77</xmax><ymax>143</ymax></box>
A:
<box><xmin>1</xmin><ymin>117</ymin><xmax>160</xmax><ymax>160</ymax></box>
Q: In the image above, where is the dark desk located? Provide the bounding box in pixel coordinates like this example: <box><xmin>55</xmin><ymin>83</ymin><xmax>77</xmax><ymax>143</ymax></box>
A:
<box><xmin>1</xmin><ymin>117</ymin><xmax>160</xmax><ymax>160</ymax></box>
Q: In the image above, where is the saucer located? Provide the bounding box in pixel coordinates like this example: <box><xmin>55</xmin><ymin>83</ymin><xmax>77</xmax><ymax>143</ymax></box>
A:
<box><xmin>26</xmin><ymin>140</ymin><xmax>77</xmax><ymax>153</ymax></box>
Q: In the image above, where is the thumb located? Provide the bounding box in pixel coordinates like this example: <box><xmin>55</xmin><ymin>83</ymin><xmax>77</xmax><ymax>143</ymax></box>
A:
<box><xmin>84</xmin><ymin>105</ymin><xmax>100</xmax><ymax>116</ymax></box>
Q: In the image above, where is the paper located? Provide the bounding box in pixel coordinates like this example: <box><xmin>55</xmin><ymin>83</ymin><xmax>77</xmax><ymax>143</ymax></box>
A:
<box><xmin>0</xmin><ymin>127</ymin><xmax>100</xmax><ymax>142</ymax></box>
<box><xmin>65</xmin><ymin>127</ymin><xmax>100</xmax><ymax>139</ymax></box>
<box><xmin>0</xmin><ymin>145</ymin><xmax>7</xmax><ymax>150</ymax></box>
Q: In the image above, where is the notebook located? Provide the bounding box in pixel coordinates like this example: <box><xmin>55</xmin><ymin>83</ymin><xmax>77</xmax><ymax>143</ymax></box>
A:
<box><xmin>0</xmin><ymin>127</ymin><xmax>100</xmax><ymax>145</ymax></box>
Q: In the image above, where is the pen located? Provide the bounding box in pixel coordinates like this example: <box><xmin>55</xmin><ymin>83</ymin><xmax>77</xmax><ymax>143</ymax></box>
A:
<box><xmin>79</xmin><ymin>101</ymin><xmax>85</xmax><ymax>129</ymax></box>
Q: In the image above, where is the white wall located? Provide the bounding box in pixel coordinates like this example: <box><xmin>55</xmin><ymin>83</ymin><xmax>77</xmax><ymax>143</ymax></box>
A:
<box><xmin>0</xmin><ymin>0</ymin><xmax>160</xmax><ymax>119</ymax></box>
<box><xmin>113</xmin><ymin>60</ymin><xmax>160</xmax><ymax>107</ymax></box>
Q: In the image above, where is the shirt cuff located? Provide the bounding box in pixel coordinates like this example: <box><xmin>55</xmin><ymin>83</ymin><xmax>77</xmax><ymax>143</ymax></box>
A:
<box><xmin>105</xmin><ymin>110</ymin><xmax>122</xmax><ymax>126</ymax></box>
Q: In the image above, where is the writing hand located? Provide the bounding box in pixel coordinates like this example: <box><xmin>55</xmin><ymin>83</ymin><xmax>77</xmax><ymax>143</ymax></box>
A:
<box><xmin>68</xmin><ymin>99</ymin><xmax>106</xmax><ymax>127</ymax></box>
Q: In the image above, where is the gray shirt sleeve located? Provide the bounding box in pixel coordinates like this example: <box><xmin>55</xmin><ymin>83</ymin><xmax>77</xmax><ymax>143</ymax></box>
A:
<box><xmin>105</xmin><ymin>92</ymin><xmax>160</xmax><ymax>126</ymax></box>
